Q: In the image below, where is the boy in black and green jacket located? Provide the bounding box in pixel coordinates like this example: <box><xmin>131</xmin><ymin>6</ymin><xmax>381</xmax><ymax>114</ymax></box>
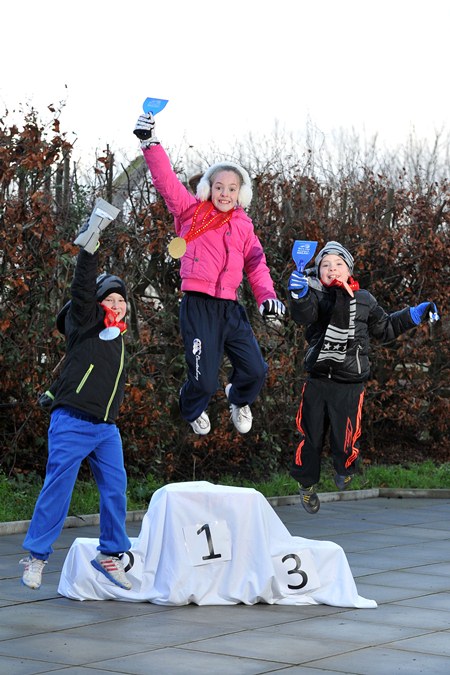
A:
<box><xmin>21</xmin><ymin>200</ymin><xmax>133</xmax><ymax>591</ymax></box>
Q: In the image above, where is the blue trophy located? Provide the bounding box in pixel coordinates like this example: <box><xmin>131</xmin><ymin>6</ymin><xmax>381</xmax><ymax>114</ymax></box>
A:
<box><xmin>142</xmin><ymin>97</ymin><xmax>168</xmax><ymax>115</ymax></box>
<box><xmin>133</xmin><ymin>97</ymin><xmax>169</xmax><ymax>140</ymax></box>
<box><xmin>292</xmin><ymin>240</ymin><xmax>318</xmax><ymax>272</ymax></box>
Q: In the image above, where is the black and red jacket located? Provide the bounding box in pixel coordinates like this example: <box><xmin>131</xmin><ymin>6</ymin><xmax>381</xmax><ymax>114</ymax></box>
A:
<box><xmin>289</xmin><ymin>275</ymin><xmax>415</xmax><ymax>383</ymax></box>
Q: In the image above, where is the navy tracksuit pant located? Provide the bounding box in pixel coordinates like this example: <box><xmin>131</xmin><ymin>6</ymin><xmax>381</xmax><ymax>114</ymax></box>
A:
<box><xmin>179</xmin><ymin>293</ymin><xmax>268</xmax><ymax>422</ymax></box>
<box><xmin>290</xmin><ymin>377</ymin><xmax>365</xmax><ymax>487</ymax></box>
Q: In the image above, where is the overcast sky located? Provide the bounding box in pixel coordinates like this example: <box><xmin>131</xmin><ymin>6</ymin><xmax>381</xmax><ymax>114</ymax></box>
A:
<box><xmin>1</xmin><ymin>0</ymin><xmax>449</xmax><ymax>166</ymax></box>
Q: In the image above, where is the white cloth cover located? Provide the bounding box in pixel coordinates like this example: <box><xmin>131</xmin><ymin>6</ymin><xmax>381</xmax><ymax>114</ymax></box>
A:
<box><xmin>58</xmin><ymin>482</ymin><xmax>376</xmax><ymax>608</ymax></box>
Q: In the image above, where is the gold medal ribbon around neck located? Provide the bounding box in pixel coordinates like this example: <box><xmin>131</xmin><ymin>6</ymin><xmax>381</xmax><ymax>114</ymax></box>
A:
<box><xmin>168</xmin><ymin>201</ymin><xmax>234</xmax><ymax>259</ymax></box>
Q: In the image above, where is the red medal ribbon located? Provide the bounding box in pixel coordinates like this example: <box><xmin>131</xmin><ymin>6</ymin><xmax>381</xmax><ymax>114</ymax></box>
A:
<box><xmin>323</xmin><ymin>276</ymin><xmax>360</xmax><ymax>296</ymax></box>
<box><xmin>183</xmin><ymin>201</ymin><xmax>234</xmax><ymax>244</ymax></box>
<box><xmin>101</xmin><ymin>304</ymin><xmax>127</xmax><ymax>333</ymax></box>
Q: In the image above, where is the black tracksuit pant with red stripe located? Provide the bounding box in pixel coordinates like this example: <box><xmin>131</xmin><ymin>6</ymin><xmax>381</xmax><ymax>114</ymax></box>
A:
<box><xmin>290</xmin><ymin>377</ymin><xmax>365</xmax><ymax>488</ymax></box>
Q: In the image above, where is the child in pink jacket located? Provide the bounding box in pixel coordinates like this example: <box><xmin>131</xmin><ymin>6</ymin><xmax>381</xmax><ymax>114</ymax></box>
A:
<box><xmin>134</xmin><ymin>112</ymin><xmax>285</xmax><ymax>435</ymax></box>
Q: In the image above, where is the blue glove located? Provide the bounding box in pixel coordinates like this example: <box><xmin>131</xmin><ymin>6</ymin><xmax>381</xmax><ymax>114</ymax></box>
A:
<box><xmin>410</xmin><ymin>302</ymin><xmax>440</xmax><ymax>325</ymax></box>
<box><xmin>288</xmin><ymin>270</ymin><xmax>309</xmax><ymax>298</ymax></box>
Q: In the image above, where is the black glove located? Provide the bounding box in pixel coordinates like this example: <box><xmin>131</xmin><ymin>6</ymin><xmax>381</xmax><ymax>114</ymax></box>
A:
<box><xmin>38</xmin><ymin>390</ymin><xmax>54</xmax><ymax>410</ymax></box>
<box><xmin>259</xmin><ymin>299</ymin><xmax>286</xmax><ymax>317</ymax></box>
<box><xmin>133</xmin><ymin>113</ymin><xmax>159</xmax><ymax>146</ymax></box>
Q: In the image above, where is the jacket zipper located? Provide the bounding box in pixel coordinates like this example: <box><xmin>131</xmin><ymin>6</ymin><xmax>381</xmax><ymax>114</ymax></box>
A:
<box><xmin>76</xmin><ymin>364</ymin><xmax>94</xmax><ymax>393</ymax></box>
<box><xmin>356</xmin><ymin>345</ymin><xmax>361</xmax><ymax>374</ymax></box>
<box><xmin>104</xmin><ymin>338</ymin><xmax>124</xmax><ymax>421</ymax></box>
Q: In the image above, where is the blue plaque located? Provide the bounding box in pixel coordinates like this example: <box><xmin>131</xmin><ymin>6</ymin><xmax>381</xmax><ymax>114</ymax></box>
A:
<box><xmin>142</xmin><ymin>97</ymin><xmax>169</xmax><ymax>115</ymax></box>
<box><xmin>292</xmin><ymin>240</ymin><xmax>318</xmax><ymax>272</ymax></box>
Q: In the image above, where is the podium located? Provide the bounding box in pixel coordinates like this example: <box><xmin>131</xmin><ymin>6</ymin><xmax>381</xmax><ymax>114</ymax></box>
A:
<box><xmin>58</xmin><ymin>482</ymin><xmax>376</xmax><ymax>608</ymax></box>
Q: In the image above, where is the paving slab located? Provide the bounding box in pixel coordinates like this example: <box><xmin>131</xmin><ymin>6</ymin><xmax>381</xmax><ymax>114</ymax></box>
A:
<box><xmin>1</xmin><ymin>494</ymin><xmax>449</xmax><ymax>674</ymax></box>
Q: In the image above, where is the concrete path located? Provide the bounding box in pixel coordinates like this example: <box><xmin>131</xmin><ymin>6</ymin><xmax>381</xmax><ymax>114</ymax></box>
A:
<box><xmin>1</xmin><ymin>493</ymin><xmax>449</xmax><ymax>674</ymax></box>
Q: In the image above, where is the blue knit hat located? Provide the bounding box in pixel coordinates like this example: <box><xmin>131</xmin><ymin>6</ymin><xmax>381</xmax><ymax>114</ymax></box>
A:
<box><xmin>315</xmin><ymin>241</ymin><xmax>354</xmax><ymax>275</ymax></box>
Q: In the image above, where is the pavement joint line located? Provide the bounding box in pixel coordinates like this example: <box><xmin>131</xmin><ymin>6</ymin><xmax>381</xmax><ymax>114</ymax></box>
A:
<box><xmin>1</xmin><ymin>488</ymin><xmax>449</xmax><ymax>536</ymax></box>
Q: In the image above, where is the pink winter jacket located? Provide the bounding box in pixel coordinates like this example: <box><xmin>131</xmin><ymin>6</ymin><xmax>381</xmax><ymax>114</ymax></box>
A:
<box><xmin>142</xmin><ymin>144</ymin><xmax>277</xmax><ymax>307</ymax></box>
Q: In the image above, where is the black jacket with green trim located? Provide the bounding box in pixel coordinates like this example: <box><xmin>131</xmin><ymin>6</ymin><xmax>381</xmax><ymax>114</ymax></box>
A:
<box><xmin>50</xmin><ymin>249</ymin><xmax>126</xmax><ymax>422</ymax></box>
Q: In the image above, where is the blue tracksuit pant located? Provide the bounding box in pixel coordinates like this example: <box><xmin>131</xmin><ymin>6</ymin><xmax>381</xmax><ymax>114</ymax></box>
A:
<box><xmin>23</xmin><ymin>407</ymin><xmax>131</xmax><ymax>560</ymax></box>
<box><xmin>179</xmin><ymin>293</ymin><xmax>268</xmax><ymax>422</ymax></box>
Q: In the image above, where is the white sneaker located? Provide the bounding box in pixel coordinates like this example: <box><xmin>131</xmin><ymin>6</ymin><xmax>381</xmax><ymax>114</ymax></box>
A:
<box><xmin>189</xmin><ymin>411</ymin><xmax>211</xmax><ymax>435</ymax></box>
<box><xmin>91</xmin><ymin>553</ymin><xmax>132</xmax><ymax>590</ymax></box>
<box><xmin>20</xmin><ymin>556</ymin><xmax>47</xmax><ymax>589</ymax></box>
<box><xmin>225</xmin><ymin>384</ymin><xmax>253</xmax><ymax>433</ymax></box>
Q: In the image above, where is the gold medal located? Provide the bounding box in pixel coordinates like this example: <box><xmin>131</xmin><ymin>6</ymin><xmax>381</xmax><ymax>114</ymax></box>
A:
<box><xmin>168</xmin><ymin>236</ymin><xmax>187</xmax><ymax>259</ymax></box>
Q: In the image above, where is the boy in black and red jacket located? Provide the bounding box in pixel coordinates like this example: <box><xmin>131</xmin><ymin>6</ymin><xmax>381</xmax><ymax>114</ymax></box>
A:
<box><xmin>288</xmin><ymin>241</ymin><xmax>439</xmax><ymax>514</ymax></box>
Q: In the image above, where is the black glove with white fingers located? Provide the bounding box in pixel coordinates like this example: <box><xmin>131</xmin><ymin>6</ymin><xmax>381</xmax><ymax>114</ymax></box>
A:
<box><xmin>259</xmin><ymin>298</ymin><xmax>286</xmax><ymax>318</ymax></box>
<box><xmin>133</xmin><ymin>113</ymin><xmax>159</xmax><ymax>148</ymax></box>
